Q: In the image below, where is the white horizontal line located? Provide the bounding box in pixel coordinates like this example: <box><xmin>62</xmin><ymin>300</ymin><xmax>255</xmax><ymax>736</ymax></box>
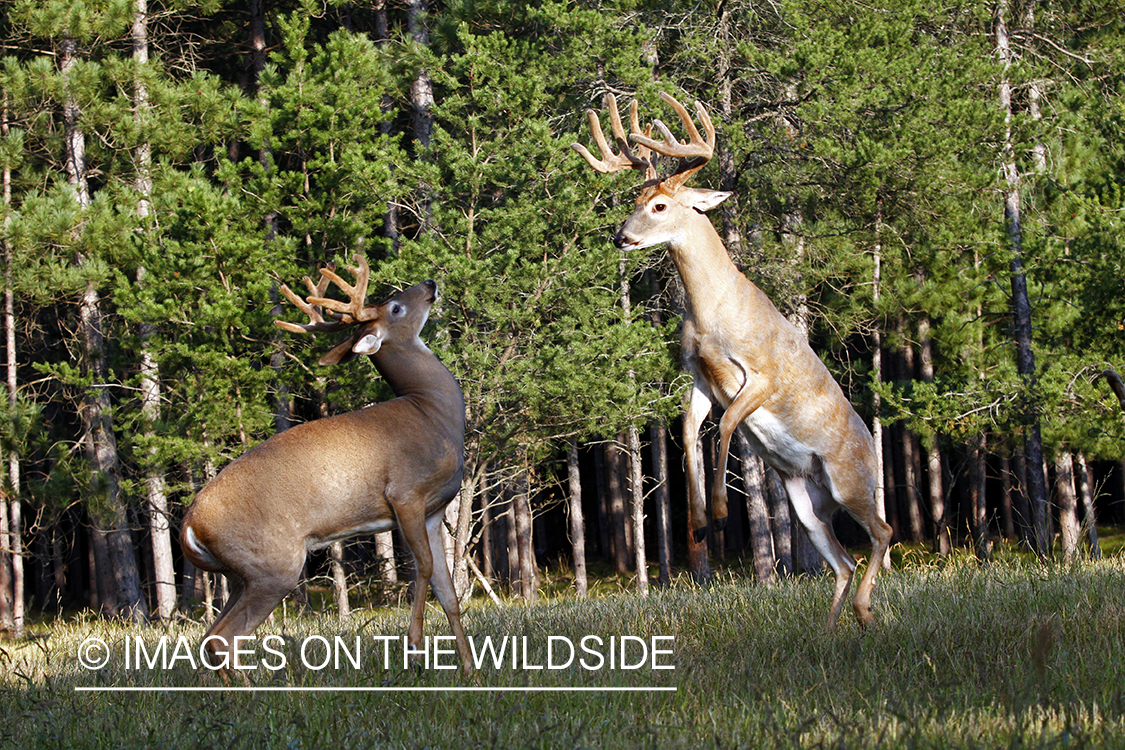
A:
<box><xmin>76</xmin><ymin>685</ymin><xmax>676</xmax><ymax>693</ymax></box>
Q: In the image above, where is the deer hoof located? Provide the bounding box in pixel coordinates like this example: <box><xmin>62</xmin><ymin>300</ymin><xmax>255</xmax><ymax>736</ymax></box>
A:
<box><xmin>693</xmin><ymin>526</ymin><xmax>707</xmax><ymax>543</ymax></box>
<box><xmin>713</xmin><ymin>516</ymin><xmax>727</xmax><ymax>533</ymax></box>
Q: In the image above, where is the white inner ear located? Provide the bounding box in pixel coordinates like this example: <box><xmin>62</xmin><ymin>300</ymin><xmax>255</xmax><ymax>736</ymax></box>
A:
<box><xmin>352</xmin><ymin>332</ymin><xmax>382</xmax><ymax>355</ymax></box>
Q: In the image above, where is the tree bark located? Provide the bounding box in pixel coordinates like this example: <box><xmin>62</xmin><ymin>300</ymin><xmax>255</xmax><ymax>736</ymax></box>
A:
<box><xmin>566</xmin><ymin>440</ymin><xmax>588</xmax><ymax>598</ymax></box>
<box><xmin>512</xmin><ymin>467</ymin><xmax>537</xmax><ymax>601</ymax></box>
<box><xmin>1075</xmin><ymin>452</ymin><xmax>1101</xmax><ymax>559</ymax></box>
<box><xmin>918</xmin><ymin>316</ymin><xmax>950</xmax><ymax>554</ymax></box>
<box><xmin>605</xmin><ymin>440</ymin><xmax>630</xmax><ymax>575</ymax></box>
<box><xmin>0</xmin><ymin>90</ymin><xmax>18</xmax><ymax>633</ymax></box>
<box><xmin>329</xmin><ymin>541</ymin><xmax>350</xmax><ymax>618</ymax></box>
<box><xmin>970</xmin><ymin>434</ymin><xmax>991</xmax><ymax>562</ymax></box>
<box><xmin>626</xmin><ymin>426</ymin><xmax>648</xmax><ymax>595</ymax></box>
<box><xmin>997</xmin><ymin>0</ymin><xmax>1051</xmax><ymax>558</ymax></box>
<box><xmin>1055</xmin><ymin>452</ymin><xmax>1080</xmax><ymax>564</ymax></box>
<box><xmin>738</xmin><ymin>434</ymin><xmax>774</xmax><ymax>583</ymax></box>
<box><xmin>649</xmin><ymin>422</ymin><xmax>672</xmax><ymax>586</ymax></box>
<box><xmin>64</xmin><ymin>36</ymin><xmax>147</xmax><ymax>622</ymax></box>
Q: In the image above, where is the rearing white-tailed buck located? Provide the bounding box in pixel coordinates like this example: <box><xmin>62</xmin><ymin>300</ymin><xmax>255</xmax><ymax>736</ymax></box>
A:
<box><xmin>180</xmin><ymin>255</ymin><xmax>472</xmax><ymax>673</ymax></box>
<box><xmin>573</xmin><ymin>92</ymin><xmax>892</xmax><ymax>629</ymax></box>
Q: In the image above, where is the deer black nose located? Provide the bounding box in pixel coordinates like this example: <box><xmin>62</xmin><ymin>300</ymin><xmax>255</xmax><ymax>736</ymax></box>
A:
<box><xmin>612</xmin><ymin>232</ymin><xmax>627</xmax><ymax>249</ymax></box>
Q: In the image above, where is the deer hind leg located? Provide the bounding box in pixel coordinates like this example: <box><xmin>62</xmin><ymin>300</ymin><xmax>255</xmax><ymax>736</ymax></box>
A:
<box><xmin>202</xmin><ymin>563</ymin><xmax>301</xmax><ymax>677</ymax></box>
<box><xmin>424</xmin><ymin>512</ymin><xmax>473</xmax><ymax>675</ymax></box>
<box><xmin>683</xmin><ymin>381</ymin><xmax>714</xmax><ymax>542</ymax></box>
<box><xmin>823</xmin><ymin>461</ymin><xmax>893</xmax><ymax>627</ymax></box>
<box><xmin>782</xmin><ymin>475</ymin><xmax>856</xmax><ymax>631</ymax></box>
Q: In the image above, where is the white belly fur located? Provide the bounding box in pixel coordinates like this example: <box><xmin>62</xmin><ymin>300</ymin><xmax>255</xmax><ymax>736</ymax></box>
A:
<box><xmin>738</xmin><ymin>407</ymin><xmax>816</xmax><ymax>477</ymax></box>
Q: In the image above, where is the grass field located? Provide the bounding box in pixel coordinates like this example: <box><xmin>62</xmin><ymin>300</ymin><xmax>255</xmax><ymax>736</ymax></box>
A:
<box><xmin>3</xmin><ymin>547</ymin><xmax>1125</xmax><ymax>749</ymax></box>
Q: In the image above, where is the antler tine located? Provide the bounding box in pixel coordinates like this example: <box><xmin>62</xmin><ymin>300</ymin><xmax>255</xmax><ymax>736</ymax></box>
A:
<box><xmin>630</xmin><ymin>91</ymin><xmax>716</xmax><ymax>190</ymax></box>
<box><xmin>274</xmin><ymin>281</ymin><xmax>351</xmax><ymax>334</ymax></box>
<box><xmin>571</xmin><ymin>94</ymin><xmax>656</xmax><ymax>180</ymax></box>
<box><xmin>307</xmin><ymin>253</ymin><xmax>378</xmax><ymax>323</ymax></box>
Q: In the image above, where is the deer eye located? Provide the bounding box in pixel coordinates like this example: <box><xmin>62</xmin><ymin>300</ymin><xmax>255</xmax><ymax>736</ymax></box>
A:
<box><xmin>653</xmin><ymin>203</ymin><xmax>668</xmax><ymax>213</ymax></box>
<box><xmin>390</xmin><ymin>303</ymin><xmax>405</xmax><ymax>316</ymax></box>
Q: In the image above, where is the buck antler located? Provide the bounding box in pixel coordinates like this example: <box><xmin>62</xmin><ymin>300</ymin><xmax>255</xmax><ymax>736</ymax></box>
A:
<box><xmin>630</xmin><ymin>91</ymin><xmax>716</xmax><ymax>192</ymax></box>
<box><xmin>571</xmin><ymin>94</ymin><xmax>656</xmax><ymax>181</ymax></box>
<box><xmin>274</xmin><ymin>254</ymin><xmax>378</xmax><ymax>334</ymax></box>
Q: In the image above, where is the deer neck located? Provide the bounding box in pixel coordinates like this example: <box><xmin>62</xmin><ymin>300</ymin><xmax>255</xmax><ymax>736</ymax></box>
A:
<box><xmin>665</xmin><ymin>216</ymin><xmax>743</xmax><ymax>324</ymax></box>
<box><xmin>370</xmin><ymin>342</ymin><xmax>465</xmax><ymax>433</ymax></box>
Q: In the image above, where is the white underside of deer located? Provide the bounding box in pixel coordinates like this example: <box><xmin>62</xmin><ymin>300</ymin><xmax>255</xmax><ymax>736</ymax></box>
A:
<box><xmin>181</xmin><ymin>258</ymin><xmax>472</xmax><ymax>676</ymax></box>
<box><xmin>575</xmin><ymin>92</ymin><xmax>892</xmax><ymax>629</ymax></box>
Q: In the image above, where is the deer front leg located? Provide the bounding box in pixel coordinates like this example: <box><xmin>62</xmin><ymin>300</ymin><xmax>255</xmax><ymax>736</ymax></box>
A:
<box><xmin>424</xmin><ymin>512</ymin><xmax>473</xmax><ymax>675</ymax></box>
<box><xmin>683</xmin><ymin>380</ymin><xmax>713</xmax><ymax>542</ymax></box>
<box><xmin>713</xmin><ymin>374</ymin><xmax>773</xmax><ymax>533</ymax></box>
<box><xmin>391</xmin><ymin>497</ymin><xmax>434</xmax><ymax>668</ymax></box>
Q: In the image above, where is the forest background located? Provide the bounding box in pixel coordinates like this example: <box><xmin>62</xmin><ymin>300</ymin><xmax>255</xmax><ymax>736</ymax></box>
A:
<box><xmin>0</xmin><ymin>0</ymin><xmax>1122</xmax><ymax>633</ymax></box>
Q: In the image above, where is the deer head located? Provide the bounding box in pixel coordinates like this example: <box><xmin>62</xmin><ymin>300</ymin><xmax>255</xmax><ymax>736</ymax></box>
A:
<box><xmin>275</xmin><ymin>254</ymin><xmax>436</xmax><ymax>367</ymax></box>
<box><xmin>572</xmin><ymin>91</ymin><xmax>731</xmax><ymax>251</ymax></box>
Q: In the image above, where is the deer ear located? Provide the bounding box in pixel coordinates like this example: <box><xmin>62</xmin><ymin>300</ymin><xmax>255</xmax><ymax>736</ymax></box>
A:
<box><xmin>318</xmin><ymin>337</ymin><xmax>359</xmax><ymax>366</ymax></box>
<box><xmin>351</xmin><ymin>331</ymin><xmax>383</xmax><ymax>356</ymax></box>
<box><xmin>692</xmin><ymin>189</ymin><xmax>732</xmax><ymax>213</ymax></box>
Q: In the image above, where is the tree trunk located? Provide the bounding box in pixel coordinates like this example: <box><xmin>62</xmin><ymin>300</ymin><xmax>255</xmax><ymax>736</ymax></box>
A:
<box><xmin>375</xmin><ymin>531</ymin><xmax>397</xmax><ymax>584</ymax></box>
<box><xmin>329</xmin><ymin>541</ymin><xmax>350</xmax><ymax>618</ymax></box>
<box><xmin>970</xmin><ymin>434</ymin><xmax>991</xmax><ymax>562</ymax></box>
<box><xmin>0</xmin><ymin>91</ymin><xmax>17</xmax><ymax>633</ymax></box>
<box><xmin>1075</xmin><ymin>452</ymin><xmax>1100</xmax><ymax>559</ymax></box>
<box><xmin>997</xmin><ymin>0</ymin><xmax>1050</xmax><ymax>558</ymax></box>
<box><xmin>605</xmin><ymin>440</ymin><xmax>630</xmax><ymax>575</ymax></box>
<box><xmin>567</xmin><ymin>440</ymin><xmax>588</xmax><ymax>598</ymax></box>
<box><xmin>896</xmin><ymin>319</ymin><xmax>924</xmax><ymax>542</ymax></box>
<box><xmin>650</xmin><ymin>422</ymin><xmax>672</xmax><ymax>586</ymax></box>
<box><xmin>512</xmin><ymin>468</ymin><xmax>537</xmax><ymax>601</ymax></box>
<box><xmin>408</xmin><ymin>0</ymin><xmax>436</xmax><ymax>230</ymax></box>
<box><xmin>766</xmin><ymin>468</ymin><xmax>793</xmax><ymax>576</ymax></box>
<box><xmin>133</xmin><ymin>0</ymin><xmax>175</xmax><ymax>620</ymax></box>
<box><xmin>738</xmin><ymin>433</ymin><xmax>774</xmax><ymax>583</ymax></box>
<box><xmin>871</xmin><ymin>244</ymin><xmax>892</xmax><ymax>568</ymax></box>
<box><xmin>918</xmin><ymin>316</ymin><xmax>950</xmax><ymax>554</ymax></box>
<box><xmin>63</xmin><ymin>36</ymin><xmax>147</xmax><ymax>622</ymax></box>
<box><xmin>626</xmin><ymin>426</ymin><xmax>648</xmax><ymax>595</ymax></box>
<box><xmin>1055</xmin><ymin>452</ymin><xmax>1080</xmax><ymax>564</ymax></box>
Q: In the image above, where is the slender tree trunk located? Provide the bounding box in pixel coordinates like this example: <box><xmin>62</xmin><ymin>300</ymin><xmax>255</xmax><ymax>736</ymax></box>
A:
<box><xmin>375</xmin><ymin>531</ymin><xmax>397</xmax><ymax>584</ymax></box>
<box><xmin>1075</xmin><ymin>452</ymin><xmax>1101</xmax><ymax>559</ymax></box>
<box><xmin>512</xmin><ymin>467</ymin><xmax>537</xmax><ymax>601</ymax></box>
<box><xmin>1055</xmin><ymin>452</ymin><xmax>1080</xmax><ymax>564</ymax></box>
<box><xmin>650</xmin><ymin>422</ymin><xmax>672</xmax><ymax>586</ymax></box>
<box><xmin>626</xmin><ymin>426</ymin><xmax>648</xmax><ymax>595</ymax></box>
<box><xmin>997</xmin><ymin>0</ymin><xmax>1050</xmax><ymax>558</ymax></box>
<box><xmin>329</xmin><ymin>541</ymin><xmax>350</xmax><ymax>618</ymax></box>
<box><xmin>896</xmin><ymin>319</ymin><xmax>924</xmax><ymax>541</ymax></box>
<box><xmin>767</xmin><ymin>468</ymin><xmax>793</xmax><ymax>576</ymax></box>
<box><xmin>0</xmin><ymin>91</ymin><xmax>17</xmax><ymax>633</ymax></box>
<box><xmin>566</xmin><ymin>440</ymin><xmax>588</xmax><ymax>598</ymax></box>
<box><xmin>605</xmin><ymin>440</ymin><xmax>630</xmax><ymax>576</ymax></box>
<box><xmin>918</xmin><ymin>316</ymin><xmax>950</xmax><ymax>554</ymax></box>
<box><xmin>871</xmin><ymin>241</ymin><xmax>892</xmax><ymax>567</ymax></box>
<box><xmin>64</xmin><ymin>37</ymin><xmax>147</xmax><ymax>622</ymax></box>
<box><xmin>738</xmin><ymin>434</ymin><xmax>774</xmax><ymax>583</ymax></box>
<box><xmin>970</xmin><ymin>434</ymin><xmax>991</xmax><ymax>562</ymax></box>
<box><xmin>132</xmin><ymin>0</ymin><xmax>175</xmax><ymax>620</ymax></box>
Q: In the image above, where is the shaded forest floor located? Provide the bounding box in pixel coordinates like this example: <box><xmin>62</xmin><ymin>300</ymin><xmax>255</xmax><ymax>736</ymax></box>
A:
<box><xmin>3</xmin><ymin>537</ymin><xmax>1125</xmax><ymax>748</ymax></box>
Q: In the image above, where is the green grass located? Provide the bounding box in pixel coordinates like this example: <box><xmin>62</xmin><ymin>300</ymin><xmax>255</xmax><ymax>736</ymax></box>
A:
<box><xmin>4</xmin><ymin>551</ymin><xmax>1125</xmax><ymax>748</ymax></box>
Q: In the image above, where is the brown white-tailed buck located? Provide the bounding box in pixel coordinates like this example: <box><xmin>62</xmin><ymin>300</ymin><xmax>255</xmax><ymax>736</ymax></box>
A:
<box><xmin>573</xmin><ymin>92</ymin><xmax>892</xmax><ymax>629</ymax></box>
<box><xmin>180</xmin><ymin>255</ymin><xmax>472</xmax><ymax>673</ymax></box>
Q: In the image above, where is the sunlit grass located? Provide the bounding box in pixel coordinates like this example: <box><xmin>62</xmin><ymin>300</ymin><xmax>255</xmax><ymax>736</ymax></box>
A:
<box><xmin>3</xmin><ymin>547</ymin><xmax>1125</xmax><ymax>748</ymax></box>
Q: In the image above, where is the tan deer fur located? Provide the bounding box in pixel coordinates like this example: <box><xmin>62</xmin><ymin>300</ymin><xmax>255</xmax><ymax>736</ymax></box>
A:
<box><xmin>574</xmin><ymin>92</ymin><xmax>892</xmax><ymax>629</ymax></box>
<box><xmin>181</xmin><ymin>258</ymin><xmax>472</xmax><ymax>674</ymax></box>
